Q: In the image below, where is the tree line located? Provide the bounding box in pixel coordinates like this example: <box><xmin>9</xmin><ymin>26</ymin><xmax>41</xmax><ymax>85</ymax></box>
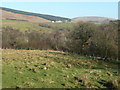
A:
<box><xmin>2</xmin><ymin>21</ymin><xmax>118</xmax><ymax>60</ymax></box>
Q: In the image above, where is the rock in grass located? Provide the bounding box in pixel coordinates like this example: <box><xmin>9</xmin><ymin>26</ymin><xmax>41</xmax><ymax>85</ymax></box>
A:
<box><xmin>50</xmin><ymin>81</ymin><xmax>54</xmax><ymax>84</ymax></box>
<box><xmin>107</xmin><ymin>72</ymin><xmax>113</xmax><ymax>76</ymax></box>
<box><xmin>25</xmin><ymin>82</ymin><xmax>34</xmax><ymax>87</ymax></box>
<box><xmin>66</xmin><ymin>64</ymin><xmax>72</xmax><ymax>68</ymax></box>
<box><xmin>40</xmin><ymin>67</ymin><xmax>47</xmax><ymax>70</ymax></box>
<box><xmin>29</xmin><ymin>68</ymin><xmax>38</xmax><ymax>73</ymax></box>
<box><xmin>32</xmin><ymin>69</ymin><xmax>38</xmax><ymax>73</ymax></box>
<box><xmin>43</xmin><ymin>67</ymin><xmax>47</xmax><ymax>70</ymax></box>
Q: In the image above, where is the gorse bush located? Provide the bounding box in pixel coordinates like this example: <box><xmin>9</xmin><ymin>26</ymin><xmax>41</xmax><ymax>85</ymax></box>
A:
<box><xmin>66</xmin><ymin>22</ymin><xmax>97</xmax><ymax>54</ymax></box>
<box><xmin>2</xmin><ymin>21</ymin><xmax>118</xmax><ymax>60</ymax></box>
<box><xmin>67</xmin><ymin>22</ymin><xmax>118</xmax><ymax>60</ymax></box>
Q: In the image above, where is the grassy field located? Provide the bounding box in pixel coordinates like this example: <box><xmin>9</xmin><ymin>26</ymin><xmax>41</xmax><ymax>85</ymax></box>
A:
<box><xmin>2</xmin><ymin>20</ymin><xmax>74</xmax><ymax>32</ymax></box>
<box><xmin>2</xmin><ymin>49</ymin><xmax>119</xmax><ymax>88</ymax></box>
<box><xmin>2</xmin><ymin>20</ymin><xmax>55</xmax><ymax>32</ymax></box>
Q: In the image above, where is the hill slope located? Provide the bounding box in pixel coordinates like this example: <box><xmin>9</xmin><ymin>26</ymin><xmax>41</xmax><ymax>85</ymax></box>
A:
<box><xmin>2</xmin><ymin>20</ymin><xmax>55</xmax><ymax>32</ymax></box>
<box><xmin>2</xmin><ymin>49</ymin><xmax>119</xmax><ymax>88</ymax></box>
<box><xmin>0</xmin><ymin>10</ymin><xmax>51</xmax><ymax>23</ymax></box>
<box><xmin>0</xmin><ymin>7</ymin><xmax>70</xmax><ymax>22</ymax></box>
<box><xmin>71</xmin><ymin>16</ymin><xmax>116</xmax><ymax>23</ymax></box>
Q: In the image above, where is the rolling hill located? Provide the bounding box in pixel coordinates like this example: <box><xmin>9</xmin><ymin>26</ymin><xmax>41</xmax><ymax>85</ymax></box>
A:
<box><xmin>0</xmin><ymin>10</ymin><xmax>51</xmax><ymax>23</ymax></box>
<box><xmin>71</xmin><ymin>16</ymin><xmax>116</xmax><ymax>23</ymax></box>
<box><xmin>0</xmin><ymin>7</ymin><xmax>70</xmax><ymax>22</ymax></box>
<box><xmin>1</xmin><ymin>7</ymin><xmax>116</xmax><ymax>23</ymax></box>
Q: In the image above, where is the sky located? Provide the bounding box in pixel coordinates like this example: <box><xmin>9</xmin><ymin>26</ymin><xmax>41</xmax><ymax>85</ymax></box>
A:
<box><xmin>1</xmin><ymin>2</ymin><xmax>118</xmax><ymax>19</ymax></box>
<box><xmin>1</xmin><ymin>0</ymin><xmax>119</xmax><ymax>2</ymax></box>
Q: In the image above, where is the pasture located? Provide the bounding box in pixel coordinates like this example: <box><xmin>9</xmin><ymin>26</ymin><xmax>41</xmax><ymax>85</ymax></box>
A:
<box><xmin>2</xmin><ymin>49</ymin><xmax>119</xmax><ymax>88</ymax></box>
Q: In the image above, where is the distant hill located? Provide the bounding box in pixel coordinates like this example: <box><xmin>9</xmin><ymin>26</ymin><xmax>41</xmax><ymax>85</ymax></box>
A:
<box><xmin>71</xmin><ymin>16</ymin><xmax>116</xmax><ymax>23</ymax></box>
<box><xmin>0</xmin><ymin>7</ymin><xmax>70</xmax><ymax>22</ymax></box>
<box><xmin>0</xmin><ymin>9</ymin><xmax>51</xmax><ymax>23</ymax></box>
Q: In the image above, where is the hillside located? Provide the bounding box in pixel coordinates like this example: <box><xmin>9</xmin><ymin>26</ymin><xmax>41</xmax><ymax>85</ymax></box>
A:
<box><xmin>0</xmin><ymin>10</ymin><xmax>51</xmax><ymax>23</ymax></box>
<box><xmin>71</xmin><ymin>16</ymin><xmax>116</xmax><ymax>23</ymax></box>
<box><xmin>2</xmin><ymin>49</ymin><xmax>119</xmax><ymax>88</ymax></box>
<box><xmin>2</xmin><ymin>20</ymin><xmax>55</xmax><ymax>32</ymax></box>
<box><xmin>0</xmin><ymin>7</ymin><xmax>70</xmax><ymax>22</ymax></box>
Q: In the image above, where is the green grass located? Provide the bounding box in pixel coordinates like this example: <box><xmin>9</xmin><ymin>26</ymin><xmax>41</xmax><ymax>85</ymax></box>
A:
<box><xmin>2</xmin><ymin>49</ymin><xmax>119</xmax><ymax>88</ymax></box>
<box><xmin>2</xmin><ymin>20</ymin><xmax>75</xmax><ymax>32</ymax></box>
<box><xmin>2</xmin><ymin>20</ymin><xmax>55</xmax><ymax>32</ymax></box>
